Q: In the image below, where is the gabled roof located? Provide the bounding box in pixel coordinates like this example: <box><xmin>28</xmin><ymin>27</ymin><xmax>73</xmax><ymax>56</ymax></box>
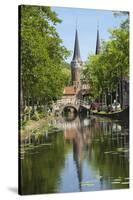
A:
<box><xmin>63</xmin><ymin>86</ymin><xmax>78</xmax><ymax>95</ymax></box>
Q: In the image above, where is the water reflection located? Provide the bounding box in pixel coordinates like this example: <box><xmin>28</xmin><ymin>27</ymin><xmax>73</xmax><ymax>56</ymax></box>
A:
<box><xmin>20</xmin><ymin>114</ymin><xmax>129</xmax><ymax>194</ymax></box>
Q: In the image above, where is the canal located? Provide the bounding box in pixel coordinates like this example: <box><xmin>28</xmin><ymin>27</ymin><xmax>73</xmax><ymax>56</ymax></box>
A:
<box><xmin>20</xmin><ymin>113</ymin><xmax>129</xmax><ymax>195</ymax></box>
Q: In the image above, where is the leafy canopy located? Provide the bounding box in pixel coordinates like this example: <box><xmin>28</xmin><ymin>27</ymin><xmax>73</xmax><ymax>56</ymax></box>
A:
<box><xmin>20</xmin><ymin>5</ymin><xmax>70</xmax><ymax>105</ymax></box>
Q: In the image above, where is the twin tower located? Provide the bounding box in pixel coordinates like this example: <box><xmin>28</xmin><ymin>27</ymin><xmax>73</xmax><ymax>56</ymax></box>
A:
<box><xmin>71</xmin><ymin>27</ymin><xmax>100</xmax><ymax>87</ymax></box>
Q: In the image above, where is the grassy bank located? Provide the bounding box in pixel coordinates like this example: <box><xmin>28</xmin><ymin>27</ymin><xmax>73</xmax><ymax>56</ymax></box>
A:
<box><xmin>20</xmin><ymin>114</ymin><xmax>61</xmax><ymax>143</ymax></box>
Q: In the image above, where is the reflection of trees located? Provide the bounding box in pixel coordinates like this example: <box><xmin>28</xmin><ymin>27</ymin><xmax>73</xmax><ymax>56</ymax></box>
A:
<box><xmin>21</xmin><ymin>132</ymin><xmax>71</xmax><ymax>195</ymax></box>
<box><xmin>21</xmin><ymin>115</ymin><xmax>129</xmax><ymax>194</ymax></box>
<box><xmin>83</xmin><ymin>117</ymin><xmax>129</xmax><ymax>188</ymax></box>
<box><xmin>62</xmin><ymin>115</ymin><xmax>129</xmax><ymax>190</ymax></box>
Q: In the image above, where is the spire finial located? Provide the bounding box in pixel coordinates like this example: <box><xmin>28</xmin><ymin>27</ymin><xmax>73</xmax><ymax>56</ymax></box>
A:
<box><xmin>95</xmin><ymin>23</ymin><xmax>100</xmax><ymax>55</ymax></box>
<box><xmin>72</xmin><ymin>25</ymin><xmax>82</xmax><ymax>62</ymax></box>
<box><xmin>76</xmin><ymin>17</ymin><xmax>78</xmax><ymax>30</ymax></box>
<box><xmin>97</xmin><ymin>19</ymin><xmax>99</xmax><ymax>30</ymax></box>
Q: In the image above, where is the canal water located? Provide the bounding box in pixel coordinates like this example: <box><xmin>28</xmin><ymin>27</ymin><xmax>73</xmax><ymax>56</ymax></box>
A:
<box><xmin>20</xmin><ymin>114</ymin><xmax>129</xmax><ymax>195</ymax></box>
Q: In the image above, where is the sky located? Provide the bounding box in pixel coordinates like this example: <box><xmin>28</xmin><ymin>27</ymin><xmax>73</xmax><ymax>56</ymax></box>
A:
<box><xmin>52</xmin><ymin>6</ymin><xmax>126</xmax><ymax>63</ymax></box>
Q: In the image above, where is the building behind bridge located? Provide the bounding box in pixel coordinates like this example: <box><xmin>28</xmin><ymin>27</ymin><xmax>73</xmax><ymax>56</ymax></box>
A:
<box><xmin>59</xmin><ymin>26</ymin><xmax>129</xmax><ymax>109</ymax></box>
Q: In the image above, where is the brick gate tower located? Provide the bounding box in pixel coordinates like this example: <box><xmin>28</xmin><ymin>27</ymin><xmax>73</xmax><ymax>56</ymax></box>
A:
<box><xmin>71</xmin><ymin>29</ymin><xmax>82</xmax><ymax>88</ymax></box>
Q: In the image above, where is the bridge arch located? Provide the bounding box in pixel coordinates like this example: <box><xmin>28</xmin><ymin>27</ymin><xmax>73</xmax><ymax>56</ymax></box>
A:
<box><xmin>61</xmin><ymin>104</ymin><xmax>80</xmax><ymax>114</ymax></box>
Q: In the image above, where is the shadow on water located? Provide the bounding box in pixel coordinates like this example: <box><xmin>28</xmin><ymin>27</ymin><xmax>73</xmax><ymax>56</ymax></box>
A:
<box><xmin>20</xmin><ymin>111</ymin><xmax>129</xmax><ymax>194</ymax></box>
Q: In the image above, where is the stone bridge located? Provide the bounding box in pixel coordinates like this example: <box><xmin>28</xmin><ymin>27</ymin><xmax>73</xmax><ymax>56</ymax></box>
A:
<box><xmin>61</xmin><ymin>103</ymin><xmax>80</xmax><ymax>114</ymax></box>
<box><xmin>53</xmin><ymin>102</ymin><xmax>80</xmax><ymax>114</ymax></box>
<box><xmin>53</xmin><ymin>101</ymin><xmax>91</xmax><ymax>115</ymax></box>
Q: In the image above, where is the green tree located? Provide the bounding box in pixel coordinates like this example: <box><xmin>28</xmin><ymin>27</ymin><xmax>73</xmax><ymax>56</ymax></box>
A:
<box><xmin>83</xmin><ymin>12</ymin><xmax>129</xmax><ymax>107</ymax></box>
<box><xmin>20</xmin><ymin>5</ymin><xmax>70</xmax><ymax>114</ymax></box>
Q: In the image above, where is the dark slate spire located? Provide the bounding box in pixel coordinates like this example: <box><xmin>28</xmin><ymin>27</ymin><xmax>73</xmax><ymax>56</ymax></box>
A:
<box><xmin>72</xmin><ymin>29</ymin><xmax>82</xmax><ymax>62</ymax></box>
<box><xmin>95</xmin><ymin>26</ymin><xmax>100</xmax><ymax>55</ymax></box>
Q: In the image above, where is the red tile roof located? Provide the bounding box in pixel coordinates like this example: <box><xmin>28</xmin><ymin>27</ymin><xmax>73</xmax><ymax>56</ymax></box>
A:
<box><xmin>63</xmin><ymin>86</ymin><xmax>78</xmax><ymax>95</ymax></box>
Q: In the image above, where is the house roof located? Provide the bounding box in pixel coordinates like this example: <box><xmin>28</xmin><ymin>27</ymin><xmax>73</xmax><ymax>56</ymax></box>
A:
<box><xmin>63</xmin><ymin>86</ymin><xmax>78</xmax><ymax>95</ymax></box>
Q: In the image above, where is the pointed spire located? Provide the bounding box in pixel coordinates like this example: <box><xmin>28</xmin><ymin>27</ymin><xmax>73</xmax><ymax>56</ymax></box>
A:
<box><xmin>76</xmin><ymin>17</ymin><xmax>78</xmax><ymax>30</ymax></box>
<box><xmin>72</xmin><ymin>29</ymin><xmax>82</xmax><ymax>62</ymax></box>
<box><xmin>95</xmin><ymin>24</ymin><xmax>100</xmax><ymax>55</ymax></box>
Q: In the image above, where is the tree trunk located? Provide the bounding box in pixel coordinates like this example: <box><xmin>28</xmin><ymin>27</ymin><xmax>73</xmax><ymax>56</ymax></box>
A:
<box><xmin>111</xmin><ymin>92</ymin><xmax>112</xmax><ymax>105</ymax></box>
<box><xmin>20</xmin><ymin>82</ymin><xmax>24</xmax><ymax>122</ymax></box>
<box><xmin>120</xmin><ymin>68</ymin><xmax>123</xmax><ymax>109</ymax></box>
<box><xmin>104</xmin><ymin>93</ymin><xmax>107</xmax><ymax>106</ymax></box>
